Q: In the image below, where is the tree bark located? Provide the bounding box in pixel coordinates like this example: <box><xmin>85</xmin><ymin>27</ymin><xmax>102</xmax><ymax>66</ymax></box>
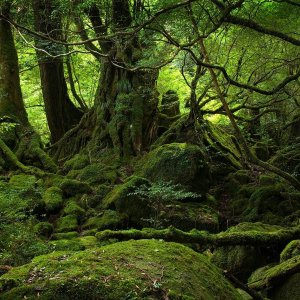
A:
<box><xmin>0</xmin><ymin>4</ymin><xmax>29</xmax><ymax>125</ymax></box>
<box><xmin>33</xmin><ymin>0</ymin><xmax>83</xmax><ymax>144</ymax></box>
<box><xmin>92</xmin><ymin>0</ymin><xmax>159</xmax><ymax>157</ymax></box>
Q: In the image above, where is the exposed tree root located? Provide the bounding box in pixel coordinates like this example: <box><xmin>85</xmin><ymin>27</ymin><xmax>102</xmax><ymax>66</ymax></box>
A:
<box><xmin>96</xmin><ymin>226</ymin><xmax>300</xmax><ymax>247</ymax></box>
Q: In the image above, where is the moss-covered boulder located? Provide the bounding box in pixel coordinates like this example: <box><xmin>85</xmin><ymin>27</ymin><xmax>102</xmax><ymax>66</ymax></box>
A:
<box><xmin>33</xmin><ymin>222</ymin><xmax>54</xmax><ymax>238</ymax></box>
<box><xmin>280</xmin><ymin>240</ymin><xmax>300</xmax><ymax>262</ymax></box>
<box><xmin>43</xmin><ymin>187</ymin><xmax>64</xmax><ymax>213</ymax></box>
<box><xmin>248</xmin><ymin>255</ymin><xmax>300</xmax><ymax>299</ymax></box>
<box><xmin>63</xmin><ymin>200</ymin><xmax>85</xmax><ymax>218</ymax></box>
<box><xmin>138</xmin><ymin>143</ymin><xmax>210</xmax><ymax>193</ymax></box>
<box><xmin>63</xmin><ymin>154</ymin><xmax>89</xmax><ymax>171</ymax></box>
<box><xmin>0</xmin><ymin>240</ymin><xmax>241</xmax><ymax>300</ymax></box>
<box><xmin>59</xmin><ymin>179</ymin><xmax>92</xmax><ymax>197</ymax></box>
<box><xmin>211</xmin><ymin>222</ymin><xmax>283</xmax><ymax>281</ymax></box>
<box><xmin>55</xmin><ymin>215</ymin><xmax>78</xmax><ymax>233</ymax></box>
<box><xmin>271</xmin><ymin>273</ymin><xmax>300</xmax><ymax>300</ymax></box>
<box><xmin>77</xmin><ymin>163</ymin><xmax>117</xmax><ymax>185</ymax></box>
<box><xmin>83</xmin><ymin>210</ymin><xmax>127</xmax><ymax>231</ymax></box>
<box><xmin>102</xmin><ymin>176</ymin><xmax>151</xmax><ymax>225</ymax></box>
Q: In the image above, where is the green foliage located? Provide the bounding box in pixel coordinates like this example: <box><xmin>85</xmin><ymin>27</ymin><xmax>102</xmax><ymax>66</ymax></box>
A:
<box><xmin>129</xmin><ymin>181</ymin><xmax>200</xmax><ymax>228</ymax></box>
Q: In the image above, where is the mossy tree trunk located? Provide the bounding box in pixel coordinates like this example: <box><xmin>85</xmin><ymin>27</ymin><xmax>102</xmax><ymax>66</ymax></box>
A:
<box><xmin>0</xmin><ymin>4</ymin><xmax>57</xmax><ymax>172</ymax></box>
<box><xmin>0</xmin><ymin>4</ymin><xmax>29</xmax><ymax>125</ymax></box>
<box><xmin>33</xmin><ymin>0</ymin><xmax>83</xmax><ymax>144</ymax></box>
<box><xmin>92</xmin><ymin>0</ymin><xmax>159</xmax><ymax>157</ymax></box>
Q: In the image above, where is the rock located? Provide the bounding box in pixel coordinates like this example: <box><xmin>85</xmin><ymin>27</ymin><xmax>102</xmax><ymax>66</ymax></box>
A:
<box><xmin>0</xmin><ymin>240</ymin><xmax>241</xmax><ymax>300</ymax></box>
<box><xmin>138</xmin><ymin>143</ymin><xmax>210</xmax><ymax>193</ymax></box>
<box><xmin>248</xmin><ymin>255</ymin><xmax>300</xmax><ymax>298</ymax></box>
<box><xmin>102</xmin><ymin>176</ymin><xmax>151</xmax><ymax>226</ymax></box>
<box><xmin>271</xmin><ymin>273</ymin><xmax>300</xmax><ymax>300</ymax></box>
<box><xmin>43</xmin><ymin>187</ymin><xmax>64</xmax><ymax>213</ymax></box>
<box><xmin>55</xmin><ymin>215</ymin><xmax>78</xmax><ymax>233</ymax></box>
<box><xmin>82</xmin><ymin>210</ymin><xmax>127</xmax><ymax>231</ymax></box>
<box><xmin>211</xmin><ymin>222</ymin><xmax>283</xmax><ymax>281</ymax></box>
<box><xmin>33</xmin><ymin>222</ymin><xmax>53</xmax><ymax>238</ymax></box>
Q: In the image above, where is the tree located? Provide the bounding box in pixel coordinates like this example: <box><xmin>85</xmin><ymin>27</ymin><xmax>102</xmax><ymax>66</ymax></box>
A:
<box><xmin>0</xmin><ymin>2</ymin><xmax>28</xmax><ymax>126</ymax></box>
<box><xmin>32</xmin><ymin>0</ymin><xmax>83</xmax><ymax>144</ymax></box>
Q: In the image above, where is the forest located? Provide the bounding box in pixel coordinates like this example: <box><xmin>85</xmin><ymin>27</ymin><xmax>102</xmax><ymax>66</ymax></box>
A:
<box><xmin>0</xmin><ymin>0</ymin><xmax>300</xmax><ymax>299</ymax></box>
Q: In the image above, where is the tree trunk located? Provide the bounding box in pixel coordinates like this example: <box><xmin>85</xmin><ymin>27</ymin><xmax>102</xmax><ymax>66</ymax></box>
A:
<box><xmin>92</xmin><ymin>0</ymin><xmax>159</xmax><ymax>157</ymax></box>
<box><xmin>0</xmin><ymin>4</ymin><xmax>29</xmax><ymax>125</ymax></box>
<box><xmin>33</xmin><ymin>0</ymin><xmax>83</xmax><ymax>144</ymax></box>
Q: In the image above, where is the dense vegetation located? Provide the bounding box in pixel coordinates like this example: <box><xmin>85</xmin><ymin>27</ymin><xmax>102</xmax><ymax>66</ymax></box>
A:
<box><xmin>0</xmin><ymin>0</ymin><xmax>300</xmax><ymax>299</ymax></box>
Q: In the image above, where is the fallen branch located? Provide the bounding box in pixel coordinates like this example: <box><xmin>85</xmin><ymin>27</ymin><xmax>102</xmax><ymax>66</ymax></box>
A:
<box><xmin>96</xmin><ymin>226</ymin><xmax>300</xmax><ymax>247</ymax></box>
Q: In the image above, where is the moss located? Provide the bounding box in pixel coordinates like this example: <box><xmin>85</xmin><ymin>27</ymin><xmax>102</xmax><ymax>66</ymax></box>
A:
<box><xmin>55</xmin><ymin>215</ymin><xmax>78</xmax><ymax>233</ymax></box>
<box><xmin>51</xmin><ymin>232</ymin><xmax>79</xmax><ymax>240</ymax></box>
<box><xmin>63</xmin><ymin>200</ymin><xmax>85</xmax><ymax>218</ymax></box>
<box><xmin>48</xmin><ymin>239</ymin><xmax>85</xmax><ymax>251</ymax></box>
<box><xmin>204</xmin><ymin>121</ymin><xmax>242</xmax><ymax>170</ymax></box>
<box><xmin>33</xmin><ymin>222</ymin><xmax>53</xmax><ymax>238</ymax></box>
<box><xmin>138</xmin><ymin>143</ymin><xmax>210</xmax><ymax>193</ymax></box>
<box><xmin>210</xmin><ymin>222</ymin><xmax>283</xmax><ymax>281</ymax></box>
<box><xmin>43</xmin><ymin>186</ymin><xmax>63</xmax><ymax>213</ymax></box>
<box><xmin>226</xmin><ymin>170</ymin><xmax>251</xmax><ymax>185</ymax></box>
<box><xmin>248</xmin><ymin>255</ymin><xmax>300</xmax><ymax>290</ymax></box>
<box><xmin>0</xmin><ymin>240</ymin><xmax>241</xmax><ymax>300</ymax></box>
<box><xmin>8</xmin><ymin>175</ymin><xmax>37</xmax><ymax>191</ymax></box>
<box><xmin>83</xmin><ymin>210</ymin><xmax>127</xmax><ymax>230</ymax></box>
<box><xmin>151</xmin><ymin>202</ymin><xmax>219</xmax><ymax>232</ymax></box>
<box><xmin>259</xmin><ymin>174</ymin><xmax>277</xmax><ymax>185</ymax></box>
<box><xmin>76</xmin><ymin>236</ymin><xmax>98</xmax><ymax>249</ymax></box>
<box><xmin>80</xmin><ymin>184</ymin><xmax>112</xmax><ymax>209</ymax></box>
<box><xmin>59</xmin><ymin>179</ymin><xmax>92</xmax><ymax>197</ymax></box>
<box><xmin>271</xmin><ymin>273</ymin><xmax>300</xmax><ymax>300</ymax></box>
<box><xmin>280</xmin><ymin>240</ymin><xmax>300</xmax><ymax>262</ymax></box>
<box><xmin>253</xmin><ymin>142</ymin><xmax>270</xmax><ymax>161</ymax></box>
<box><xmin>102</xmin><ymin>176</ymin><xmax>151</xmax><ymax>226</ymax></box>
<box><xmin>77</xmin><ymin>163</ymin><xmax>117</xmax><ymax>185</ymax></box>
<box><xmin>243</xmin><ymin>184</ymin><xmax>286</xmax><ymax>224</ymax></box>
<box><xmin>64</xmin><ymin>154</ymin><xmax>89</xmax><ymax>171</ymax></box>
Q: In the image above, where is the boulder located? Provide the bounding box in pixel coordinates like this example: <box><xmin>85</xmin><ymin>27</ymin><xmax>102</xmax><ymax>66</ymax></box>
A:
<box><xmin>0</xmin><ymin>240</ymin><xmax>241</xmax><ymax>300</ymax></box>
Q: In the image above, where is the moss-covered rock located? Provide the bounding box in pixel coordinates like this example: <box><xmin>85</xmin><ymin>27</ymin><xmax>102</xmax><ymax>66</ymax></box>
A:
<box><xmin>211</xmin><ymin>222</ymin><xmax>283</xmax><ymax>281</ymax></box>
<box><xmin>59</xmin><ymin>179</ymin><xmax>92</xmax><ymax>197</ymax></box>
<box><xmin>242</xmin><ymin>184</ymin><xmax>287</xmax><ymax>224</ymax></box>
<box><xmin>48</xmin><ymin>239</ymin><xmax>85</xmax><ymax>251</ymax></box>
<box><xmin>63</xmin><ymin>200</ymin><xmax>85</xmax><ymax>218</ymax></box>
<box><xmin>55</xmin><ymin>215</ymin><xmax>78</xmax><ymax>233</ymax></box>
<box><xmin>33</xmin><ymin>222</ymin><xmax>53</xmax><ymax>238</ymax></box>
<box><xmin>271</xmin><ymin>273</ymin><xmax>300</xmax><ymax>300</ymax></box>
<box><xmin>248</xmin><ymin>255</ymin><xmax>300</xmax><ymax>291</ymax></box>
<box><xmin>0</xmin><ymin>240</ymin><xmax>241</xmax><ymax>300</ymax></box>
<box><xmin>8</xmin><ymin>175</ymin><xmax>37</xmax><ymax>191</ymax></box>
<box><xmin>77</xmin><ymin>163</ymin><xmax>117</xmax><ymax>185</ymax></box>
<box><xmin>102</xmin><ymin>176</ymin><xmax>151</xmax><ymax>225</ymax></box>
<box><xmin>138</xmin><ymin>143</ymin><xmax>210</xmax><ymax>193</ymax></box>
<box><xmin>43</xmin><ymin>187</ymin><xmax>63</xmax><ymax>213</ymax></box>
<box><xmin>83</xmin><ymin>210</ymin><xmax>127</xmax><ymax>231</ymax></box>
<box><xmin>151</xmin><ymin>202</ymin><xmax>219</xmax><ymax>232</ymax></box>
<box><xmin>280</xmin><ymin>240</ymin><xmax>300</xmax><ymax>262</ymax></box>
<box><xmin>63</xmin><ymin>154</ymin><xmax>90</xmax><ymax>171</ymax></box>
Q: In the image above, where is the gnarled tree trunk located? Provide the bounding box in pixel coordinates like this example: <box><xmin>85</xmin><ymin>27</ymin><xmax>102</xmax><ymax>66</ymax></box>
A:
<box><xmin>92</xmin><ymin>0</ymin><xmax>159</xmax><ymax>157</ymax></box>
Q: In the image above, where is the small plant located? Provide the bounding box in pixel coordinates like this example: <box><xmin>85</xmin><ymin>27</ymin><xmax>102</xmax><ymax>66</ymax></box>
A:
<box><xmin>130</xmin><ymin>181</ymin><xmax>200</xmax><ymax>228</ymax></box>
